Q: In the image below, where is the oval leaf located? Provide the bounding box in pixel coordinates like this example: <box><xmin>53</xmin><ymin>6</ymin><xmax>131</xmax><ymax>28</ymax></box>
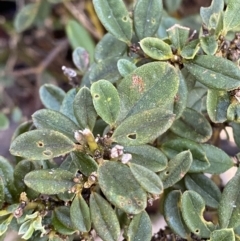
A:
<box><xmin>10</xmin><ymin>130</ymin><xmax>76</xmax><ymax>160</ymax></box>
<box><xmin>95</xmin><ymin>33</ymin><xmax>127</xmax><ymax>62</ymax></box>
<box><xmin>98</xmin><ymin>161</ymin><xmax>147</xmax><ymax>214</ymax></box>
<box><xmin>90</xmin><ymin>192</ymin><xmax>121</xmax><ymax>241</ymax></box>
<box><xmin>218</xmin><ymin>167</ymin><xmax>240</xmax><ymax>229</ymax></box>
<box><xmin>70</xmin><ymin>194</ymin><xmax>91</xmax><ymax>232</ymax></box>
<box><xmin>181</xmin><ymin>191</ymin><xmax>213</xmax><ymax>238</ymax></box>
<box><xmin>164</xmin><ymin>190</ymin><xmax>191</xmax><ymax>239</ymax></box>
<box><xmin>140</xmin><ymin>37</ymin><xmax>173</xmax><ymax>60</ymax></box>
<box><xmin>39</xmin><ymin>84</ymin><xmax>66</xmax><ymax>111</ymax></box>
<box><xmin>92</xmin><ymin>0</ymin><xmax>132</xmax><ymax>44</ymax></box>
<box><xmin>116</xmin><ymin>61</ymin><xmax>179</xmax><ymax>122</ymax></box>
<box><xmin>125</xmin><ymin>145</ymin><xmax>167</xmax><ymax>172</ymax></box>
<box><xmin>161</xmin><ymin>138</ymin><xmax>210</xmax><ymax>173</ymax></box>
<box><xmin>112</xmin><ymin>108</ymin><xmax>175</xmax><ymax>146</ymax></box>
<box><xmin>127</xmin><ymin>210</ymin><xmax>152</xmax><ymax>241</ymax></box>
<box><xmin>184</xmin><ymin>174</ymin><xmax>221</xmax><ymax>208</ymax></box>
<box><xmin>24</xmin><ymin>169</ymin><xmax>75</xmax><ymax>195</ymax></box>
<box><xmin>200</xmin><ymin>35</ymin><xmax>218</xmax><ymax>55</ymax></box>
<box><xmin>91</xmin><ymin>79</ymin><xmax>120</xmax><ymax>126</ymax></box>
<box><xmin>227</xmin><ymin>101</ymin><xmax>240</xmax><ymax>123</ymax></box>
<box><xmin>0</xmin><ymin>113</ymin><xmax>9</xmax><ymax>131</ymax></box>
<box><xmin>73</xmin><ymin>87</ymin><xmax>97</xmax><ymax>131</ymax></box>
<box><xmin>133</xmin><ymin>0</ymin><xmax>163</xmax><ymax>40</ymax></box>
<box><xmin>32</xmin><ymin>109</ymin><xmax>79</xmax><ymax>142</ymax></box>
<box><xmin>72</xmin><ymin>47</ymin><xmax>90</xmax><ymax>73</ymax></box>
<box><xmin>158</xmin><ymin>151</ymin><xmax>192</xmax><ymax>189</ymax></box>
<box><xmin>170</xmin><ymin>107</ymin><xmax>212</xmax><ymax>143</ymax></box>
<box><xmin>129</xmin><ymin>163</ymin><xmax>163</xmax><ymax>195</ymax></box>
<box><xmin>117</xmin><ymin>59</ymin><xmax>137</xmax><ymax>77</ymax></box>
<box><xmin>184</xmin><ymin>56</ymin><xmax>240</xmax><ymax>91</ymax></box>
<box><xmin>200</xmin><ymin>144</ymin><xmax>233</xmax><ymax>174</ymax></box>
<box><xmin>207</xmin><ymin>89</ymin><xmax>230</xmax><ymax>123</ymax></box>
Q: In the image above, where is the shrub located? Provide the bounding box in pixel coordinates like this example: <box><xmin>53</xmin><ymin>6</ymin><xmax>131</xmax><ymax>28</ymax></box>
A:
<box><xmin>1</xmin><ymin>0</ymin><xmax>240</xmax><ymax>240</ymax></box>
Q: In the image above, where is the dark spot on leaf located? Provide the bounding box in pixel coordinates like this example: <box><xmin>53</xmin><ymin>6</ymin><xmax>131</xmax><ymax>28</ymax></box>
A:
<box><xmin>195</xmin><ymin>229</ymin><xmax>199</xmax><ymax>233</ymax></box>
<box><xmin>37</xmin><ymin>141</ymin><xmax>44</xmax><ymax>147</ymax></box>
<box><xmin>127</xmin><ymin>133</ymin><xmax>137</xmax><ymax>140</ymax></box>
<box><xmin>137</xmin><ymin>201</ymin><xmax>142</xmax><ymax>206</ymax></box>
<box><xmin>122</xmin><ymin>16</ymin><xmax>128</xmax><ymax>22</ymax></box>
<box><xmin>94</xmin><ymin>94</ymin><xmax>99</xmax><ymax>98</ymax></box>
<box><xmin>131</xmin><ymin>74</ymin><xmax>145</xmax><ymax>92</ymax></box>
<box><xmin>151</xmin><ymin>19</ymin><xmax>156</xmax><ymax>24</ymax></box>
<box><xmin>43</xmin><ymin>150</ymin><xmax>52</xmax><ymax>157</ymax></box>
<box><xmin>165</xmin><ymin>171</ymin><xmax>170</xmax><ymax>175</ymax></box>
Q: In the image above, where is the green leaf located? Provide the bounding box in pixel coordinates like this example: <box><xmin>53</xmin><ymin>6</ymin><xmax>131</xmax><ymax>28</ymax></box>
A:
<box><xmin>81</xmin><ymin>57</ymin><xmax>122</xmax><ymax>87</ymax></box>
<box><xmin>90</xmin><ymin>192</ymin><xmax>121</xmax><ymax>241</ymax></box>
<box><xmin>52</xmin><ymin>206</ymin><xmax>76</xmax><ymax>235</ymax></box>
<box><xmin>170</xmin><ymin>108</ymin><xmax>212</xmax><ymax>143</ymax></box>
<box><xmin>0</xmin><ymin>179</ymin><xmax>4</xmax><ymax>209</ymax></box>
<box><xmin>200</xmin><ymin>35</ymin><xmax>218</xmax><ymax>55</ymax></box>
<box><xmin>39</xmin><ymin>84</ymin><xmax>66</xmax><ymax>111</ymax></box>
<box><xmin>200</xmin><ymin>144</ymin><xmax>233</xmax><ymax>174</ymax></box>
<box><xmin>218</xmin><ymin>167</ymin><xmax>240</xmax><ymax>229</ymax></box>
<box><xmin>161</xmin><ymin>138</ymin><xmax>210</xmax><ymax>173</ymax></box>
<box><xmin>117</xmin><ymin>59</ymin><xmax>137</xmax><ymax>77</ymax></box>
<box><xmin>116</xmin><ymin>61</ymin><xmax>179</xmax><ymax>122</ymax></box>
<box><xmin>98</xmin><ymin>161</ymin><xmax>147</xmax><ymax>214</ymax></box>
<box><xmin>125</xmin><ymin>145</ymin><xmax>167</xmax><ymax>172</ymax></box>
<box><xmin>127</xmin><ymin>211</ymin><xmax>152</xmax><ymax>241</ymax></box>
<box><xmin>32</xmin><ymin>109</ymin><xmax>79</xmax><ymax>142</ymax></box>
<box><xmin>11</xmin><ymin>120</ymin><xmax>32</xmax><ymax>142</ymax></box>
<box><xmin>73</xmin><ymin>87</ymin><xmax>97</xmax><ymax>131</ymax></box>
<box><xmin>181</xmin><ymin>191</ymin><xmax>213</xmax><ymax>238</ymax></box>
<box><xmin>70</xmin><ymin>151</ymin><xmax>98</xmax><ymax>176</ymax></box>
<box><xmin>180</xmin><ymin>39</ymin><xmax>200</xmax><ymax>59</ymax></box>
<box><xmin>164</xmin><ymin>190</ymin><xmax>190</xmax><ymax>239</ymax></box>
<box><xmin>184</xmin><ymin>56</ymin><xmax>240</xmax><ymax>91</ymax></box>
<box><xmin>173</xmin><ymin>70</ymin><xmax>188</xmax><ymax>119</ymax></box>
<box><xmin>24</xmin><ymin>169</ymin><xmax>75</xmax><ymax>195</ymax></box>
<box><xmin>129</xmin><ymin>163</ymin><xmax>163</xmax><ymax>195</ymax></box>
<box><xmin>184</xmin><ymin>174</ymin><xmax>221</xmax><ymax>208</ymax></box>
<box><xmin>72</xmin><ymin>47</ymin><xmax>89</xmax><ymax>74</ymax></box>
<box><xmin>200</xmin><ymin>0</ymin><xmax>224</xmax><ymax>27</ymax></box>
<box><xmin>112</xmin><ymin>108</ymin><xmax>175</xmax><ymax>146</ymax></box>
<box><xmin>10</xmin><ymin>130</ymin><xmax>76</xmax><ymax>160</ymax></box>
<box><xmin>66</xmin><ymin>20</ymin><xmax>95</xmax><ymax>62</ymax></box>
<box><xmin>0</xmin><ymin>156</ymin><xmax>15</xmax><ymax>203</ymax></box>
<box><xmin>227</xmin><ymin>101</ymin><xmax>240</xmax><ymax>123</ymax></box>
<box><xmin>140</xmin><ymin>37</ymin><xmax>173</xmax><ymax>60</ymax></box>
<box><xmin>92</xmin><ymin>0</ymin><xmax>132</xmax><ymax>44</ymax></box>
<box><xmin>167</xmin><ymin>24</ymin><xmax>190</xmax><ymax>52</ymax></box>
<box><xmin>158</xmin><ymin>151</ymin><xmax>192</xmax><ymax>189</ymax></box>
<box><xmin>0</xmin><ymin>113</ymin><xmax>9</xmax><ymax>131</ymax></box>
<box><xmin>14</xmin><ymin>3</ymin><xmax>37</xmax><ymax>32</ymax></box>
<box><xmin>133</xmin><ymin>0</ymin><xmax>163</xmax><ymax>40</ymax></box>
<box><xmin>223</xmin><ymin>0</ymin><xmax>240</xmax><ymax>34</ymax></box>
<box><xmin>91</xmin><ymin>79</ymin><xmax>120</xmax><ymax>126</ymax></box>
<box><xmin>230</xmin><ymin>122</ymin><xmax>240</xmax><ymax>148</ymax></box>
<box><xmin>207</xmin><ymin>89</ymin><xmax>230</xmax><ymax>123</ymax></box>
<box><xmin>60</xmin><ymin>88</ymin><xmax>78</xmax><ymax>124</ymax></box>
<box><xmin>94</xmin><ymin>33</ymin><xmax>127</xmax><ymax>62</ymax></box>
<box><xmin>209</xmin><ymin>228</ymin><xmax>235</xmax><ymax>241</ymax></box>
<box><xmin>14</xmin><ymin>160</ymin><xmax>40</xmax><ymax>199</ymax></box>
<box><xmin>70</xmin><ymin>194</ymin><xmax>91</xmax><ymax>232</ymax></box>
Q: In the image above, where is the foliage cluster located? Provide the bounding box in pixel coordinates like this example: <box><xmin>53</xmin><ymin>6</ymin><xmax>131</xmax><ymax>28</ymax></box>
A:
<box><xmin>1</xmin><ymin>0</ymin><xmax>240</xmax><ymax>240</ymax></box>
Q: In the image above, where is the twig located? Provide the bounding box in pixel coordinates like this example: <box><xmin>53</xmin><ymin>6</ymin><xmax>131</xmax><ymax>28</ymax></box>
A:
<box><xmin>63</xmin><ymin>1</ymin><xmax>102</xmax><ymax>40</ymax></box>
<box><xmin>11</xmin><ymin>38</ymin><xmax>69</xmax><ymax>78</ymax></box>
